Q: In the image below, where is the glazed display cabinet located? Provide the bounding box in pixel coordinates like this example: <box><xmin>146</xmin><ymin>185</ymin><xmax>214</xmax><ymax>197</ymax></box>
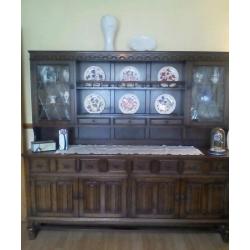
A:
<box><xmin>23</xmin><ymin>51</ymin><xmax>229</xmax><ymax>241</ymax></box>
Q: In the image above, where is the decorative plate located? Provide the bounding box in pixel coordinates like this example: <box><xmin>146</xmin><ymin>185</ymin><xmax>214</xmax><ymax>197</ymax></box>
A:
<box><xmin>84</xmin><ymin>94</ymin><xmax>105</xmax><ymax>113</ymax></box>
<box><xmin>154</xmin><ymin>94</ymin><xmax>176</xmax><ymax>114</ymax></box>
<box><xmin>120</xmin><ymin>66</ymin><xmax>140</xmax><ymax>82</ymax></box>
<box><xmin>158</xmin><ymin>66</ymin><xmax>179</xmax><ymax>87</ymax></box>
<box><xmin>83</xmin><ymin>66</ymin><xmax>105</xmax><ymax>81</ymax></box>
<box><xmin>118</xmin><ymin>94</ymin><xmax>140</xmax><ymax>114</ymax></box>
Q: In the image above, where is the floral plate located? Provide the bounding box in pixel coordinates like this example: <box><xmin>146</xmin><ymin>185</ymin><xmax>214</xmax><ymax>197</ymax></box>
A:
<box><xmin>84</xmin><ymin>93</ymin><xmax>105</xmax><ymax>113</ymax></box>
<box><xmin>83</xmin><ymin>66</ymin><xmax>105</xmax><ymax>81</ymax></box>
<box><xmin>158</xmin><ymin>66</ymin><xmax>179</xmax><ymax>87</ymax></box>
<box><xmin>154</xmin><ymin>94</ymin><xmax>176</xmax><ymax>114</ymax></box>
<box><xmin>120</xmin><ymin>66</ymin><xmax>140</xmax><ymax>82</ymax></box>
<box><xmin>118</xmin><ymin>94</ymin><xmax>140</xmax><ymax>114</ymax></box>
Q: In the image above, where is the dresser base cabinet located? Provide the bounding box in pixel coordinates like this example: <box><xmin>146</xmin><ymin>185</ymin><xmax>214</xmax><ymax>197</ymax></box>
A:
<box><xmin>23</xmin><ymin>154</ymin><xmax>229</xmax><ymax>241</ymax></box>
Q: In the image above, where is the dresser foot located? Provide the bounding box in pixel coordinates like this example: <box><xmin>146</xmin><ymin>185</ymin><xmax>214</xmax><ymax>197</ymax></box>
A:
<box><xmin>27</xmin><ymin>223</ymin><xmax>39</xmax><ymax>240</ymax></box>
<box><xmin>219</xmin><ymin>225</ymin><xmax>229</xmax><ymax>242</ymax></box>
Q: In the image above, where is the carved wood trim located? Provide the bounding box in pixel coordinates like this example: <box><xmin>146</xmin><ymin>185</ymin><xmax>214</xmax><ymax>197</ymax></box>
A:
<box><xmin>29</xmin><ymin>51</ymin><xmax>229</xmax><ymax>62</ymax></box>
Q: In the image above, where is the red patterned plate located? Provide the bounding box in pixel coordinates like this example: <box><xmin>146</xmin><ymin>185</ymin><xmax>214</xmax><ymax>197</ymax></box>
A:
<box><xmin>118</xmin><ymin>94</ymin><xmax>140</xmax><ymax>114</ymax></box>
<box><xmin>158</xmin><ymin>66</ymin><xmax>179</xmax><ymax>87</ymax></box>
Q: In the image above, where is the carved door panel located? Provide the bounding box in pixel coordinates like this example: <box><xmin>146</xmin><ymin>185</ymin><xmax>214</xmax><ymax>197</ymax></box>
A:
<box><xmin>180</xmin><ymin>178</ymin><xmax>228</xmax><ymax>219</ymax></box>
<box><xmin>131</xmin><ymin>177</ymin><xmax>179</xmax><ymax>218</ymax></box>
<box><xmin>79</xmin><ymin>177</ymin><xmax>127</xmax><ymax>217</ymax></box>
<box><xmin>30</xmin><ymin>177</ymin><xmax>78</xmax><ymax>217</ymax></box>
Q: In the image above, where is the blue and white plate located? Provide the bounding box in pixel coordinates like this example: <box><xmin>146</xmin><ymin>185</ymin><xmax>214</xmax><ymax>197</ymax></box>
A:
<box><xmin>154</xmin><ymin>94</ymin><xmax>176</xmax><ymax>114</ymax></box>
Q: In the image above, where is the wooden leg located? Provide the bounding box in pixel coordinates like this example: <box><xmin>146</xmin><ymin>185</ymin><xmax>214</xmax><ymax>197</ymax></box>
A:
<box><xmin>219</xmin><ymin>225</ymin><xmax>229</xmax><ymax>242</ymax></box>
<box><xmin>27</xmin><ymin>223</ymin><xmax>39</xmax><ymax>240</ymax></box>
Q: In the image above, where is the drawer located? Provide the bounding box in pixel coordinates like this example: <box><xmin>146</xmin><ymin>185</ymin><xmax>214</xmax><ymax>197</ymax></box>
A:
<box><xmin>183</xmin><ymin>160</ymin><xmax>210</xmax><ymax>174</ymax></box>
<box><xmin>79</xmin><ymin>159</ymin><xmax>127</xmax><ymax>174</ymax></box>
<box><xmin>55</xmin><ymin>159</ymin><xmax>76</xmax><ymax>173</ymax></box>
<box><xmin>78</xmin><ymin>118</ymin><xmax>110</xmax><ymax>125</ymax></box>
<box><xmin>210</xmin><ymin>160</ymin><xmax>229</xmax><ymax>174</ymax></box>
<box><xmin>133</xmin><ymin>159</ymin><xmax>178</xmax><ymax>174</ymax></box>
<box><xmin>150</xmin><ymin>119</ymin><xmax>183</xmax><ymax>125</ymax></box>
<box><xmin>114</xmin><ymin>118</ymin><xmax>146</xmax><ymax>125</ymax></box>
<box><xmin>29</xmin><ymin>158</ymin><xmax>50</xmax><ymax>173</ymax></box>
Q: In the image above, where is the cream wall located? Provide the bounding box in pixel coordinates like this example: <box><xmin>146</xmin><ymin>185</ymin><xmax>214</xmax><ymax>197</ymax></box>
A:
<box><xmin>21</xmin><ymin>0</ymin><xmax>228</xmax><ymax>220</ymax></box>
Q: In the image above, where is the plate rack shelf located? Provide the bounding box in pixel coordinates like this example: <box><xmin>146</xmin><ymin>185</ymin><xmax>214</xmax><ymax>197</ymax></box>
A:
<box><xmin>30</xmin><ymin>51</ymin><xmax>228</xmax><ymax>147</ymax></box>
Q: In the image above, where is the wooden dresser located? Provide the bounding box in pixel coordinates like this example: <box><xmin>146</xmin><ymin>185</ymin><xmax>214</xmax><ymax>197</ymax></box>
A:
<box><xmin>23</xmin><ymin>51</ymin><xmax>229</xmax><ymax>240</ymax></box>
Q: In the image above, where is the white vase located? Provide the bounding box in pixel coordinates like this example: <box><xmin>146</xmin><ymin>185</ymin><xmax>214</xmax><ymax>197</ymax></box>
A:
<box><xmin>101</xmin><ymin>15</ymin><xmax>119</xmax><ymax>51</ymax></box>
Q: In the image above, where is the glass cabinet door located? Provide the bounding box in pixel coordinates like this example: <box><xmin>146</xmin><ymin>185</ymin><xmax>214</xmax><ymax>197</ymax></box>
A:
<box><xmin>190</xmin><ymin>65</ymin><xmax>226</xmax><ymax>124</ymax></box>
<box><xmin>35</xmin><ymin>63</ymin><xmax>74</xmax><ymax>122</ymax></box>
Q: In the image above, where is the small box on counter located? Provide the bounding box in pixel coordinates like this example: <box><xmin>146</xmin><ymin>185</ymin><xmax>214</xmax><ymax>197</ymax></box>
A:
<box><xmin>31</xmin><ymin>140</ymin><xmax>56</xmax><ymax>152</ymax></box>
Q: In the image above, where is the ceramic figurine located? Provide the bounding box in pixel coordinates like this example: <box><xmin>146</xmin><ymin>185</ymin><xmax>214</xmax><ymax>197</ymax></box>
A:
<box><xmin>100</xmin><ymin>15</ymin><xmax>119</xmax><ymax>51</ymax></box>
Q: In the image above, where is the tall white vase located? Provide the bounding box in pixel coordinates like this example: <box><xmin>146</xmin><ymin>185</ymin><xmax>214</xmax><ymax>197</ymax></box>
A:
<box><xmin>101</xmin><ymin>15</ymin><xmax>119</xmax><ymax>51</ymax></box>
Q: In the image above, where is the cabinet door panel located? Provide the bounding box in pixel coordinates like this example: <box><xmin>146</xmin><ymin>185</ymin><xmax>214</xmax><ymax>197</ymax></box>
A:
<box><xmin>30</xmin><ymin>177</ymin><xmax>78</xmax><ymax>217</ymax></box>
<box><xmin>180</xmin><ymin>178</ymin><xmax>228</xmax><ymax>219</ymax></box>
<box><xmin>79</xmin><ymin>177</ymin><xmax>127</xmax><ymax>217</ymax></box>
<box><xmin>189</xmin><ymin>63</ymin><xmax>228</xmax><ymax>126</ymax></box>
<box><xmin>131</xmin><ymin>177</ymin><xmax>179</xmax><ymax>218</ymax></box>
<box><xmin>31</xmin><ymin>61</ymin><xmax>75</xmax><ymax>124</ymax></box>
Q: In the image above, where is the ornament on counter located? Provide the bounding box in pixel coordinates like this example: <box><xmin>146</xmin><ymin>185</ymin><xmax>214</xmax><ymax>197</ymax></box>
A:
<box><xmin>208</xmin><ymin>127</ymin><xmax>226</xmax><ymax>155</ymax></box>
<box><xmin>101</xmin><ymin>15</ymin><xmax>119</xmax><ymax>51</ymax></box>
<box><xmin>59</xmin><ymin>129</ymin><xmax>69</xmax><ymax>151</ymax></box>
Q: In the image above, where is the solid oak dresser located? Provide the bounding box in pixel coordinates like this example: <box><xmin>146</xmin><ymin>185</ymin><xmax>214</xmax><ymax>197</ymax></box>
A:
<box><xmin>23</xmin><ymin>51</ymin><xmax>229</xmax><ymax>240</ymax></box>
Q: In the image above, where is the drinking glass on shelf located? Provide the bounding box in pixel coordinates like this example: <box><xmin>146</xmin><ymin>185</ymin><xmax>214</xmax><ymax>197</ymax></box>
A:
<box><xmin>48</xmin><ymin>95</ymin><xmax>57</xmax><ymax>104</ymax></box>
<box><xmin>63</xmin><ymin>91</ymin><xmax>70</xmax><ymax>104</ymax></box>
<box><xmin>210</xmin><ymin>67</ymin><xmax>220</xmax><ymax>84</ymax></box>
<box><xmin>193</xmin><ymin>71</ymin><xmax>204</xmax><ymax>83</ymax></box>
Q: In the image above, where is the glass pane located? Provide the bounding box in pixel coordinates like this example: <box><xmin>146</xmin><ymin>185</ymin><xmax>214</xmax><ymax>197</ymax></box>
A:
<box><xmin>37</xmin><ymin>65</ymin><xmax>70</xmax><ymax>84</ymax></box>
<box><xmin>191</xmin><ymin>66</ymin><xmax>224</xmax><ymax>122</ymax></box>
<box><xmin>37</xmin><ymin>65</ymin><xmax>71</xmax><ymax>121</ymax></box>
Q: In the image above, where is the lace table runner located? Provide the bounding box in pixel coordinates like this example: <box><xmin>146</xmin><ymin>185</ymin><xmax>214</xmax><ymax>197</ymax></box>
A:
<box><xmin>56</xmin><ymin>145</ymin><xmax>203</xmax><ymax>155</ymax></box>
